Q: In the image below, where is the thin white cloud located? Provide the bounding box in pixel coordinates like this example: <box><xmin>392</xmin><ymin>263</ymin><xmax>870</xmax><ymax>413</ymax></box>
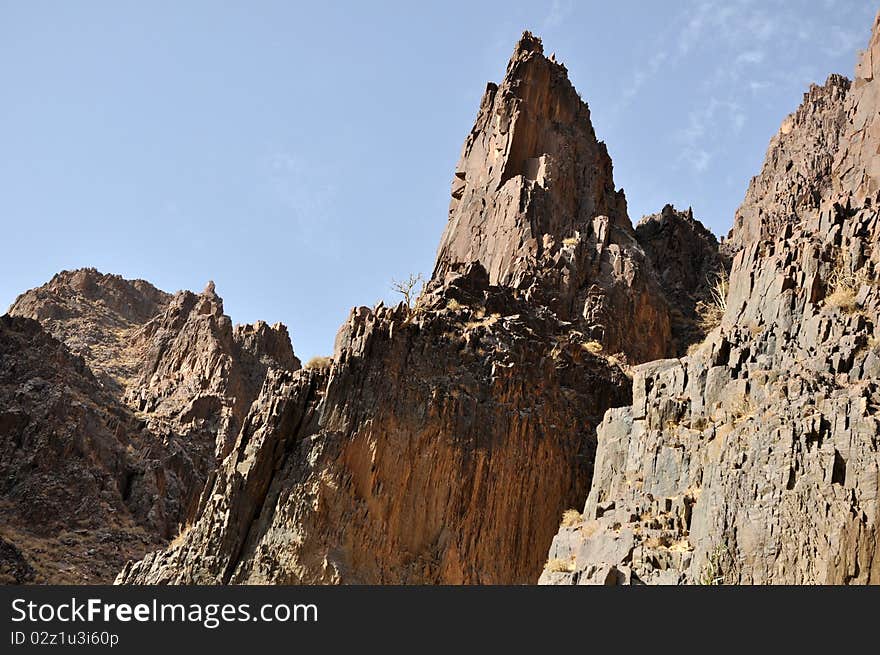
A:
<box><xmin>735</xmin><ymin>50</ymin><xmax>765</xmax><ymax>65</ymax></box>
<box><xmin>676</xmin><ymin>98</ymin><xmax>745</xmax><ymax>173</ymax></box>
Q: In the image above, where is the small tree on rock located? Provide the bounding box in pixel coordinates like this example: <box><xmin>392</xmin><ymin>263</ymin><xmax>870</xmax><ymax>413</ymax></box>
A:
<box><xmin>391</xmin><ymin>273</ymin><xmax>424</xmax><ymax>309</ymax></box>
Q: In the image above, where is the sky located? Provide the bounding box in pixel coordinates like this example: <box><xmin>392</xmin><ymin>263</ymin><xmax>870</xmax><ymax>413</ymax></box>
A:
<box><xmin>1</xmin><ymin>1</ymin><xmax>877</xmax><ymax>360</ymax></box>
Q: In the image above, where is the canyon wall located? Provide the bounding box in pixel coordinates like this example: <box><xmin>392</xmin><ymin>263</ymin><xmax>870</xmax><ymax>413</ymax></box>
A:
<box><xmin>541</xmin><ymin>14</ymin><xmax>880</xmax><ymax>585</ymax></box>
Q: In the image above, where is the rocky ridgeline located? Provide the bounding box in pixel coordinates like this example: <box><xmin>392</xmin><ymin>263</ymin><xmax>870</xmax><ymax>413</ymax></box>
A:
<box><xmin>2</xmin><ymin>270</ymin><xmax>299</xmax><ymax>582</ymax></box>
<box><xmin>635</xmin><ymin>205</ymin><xmax>728</xmax><ymax>356</ymax></box>
<box><xmin>115</xmin><ymin>33</ymin><xmax>718</xmax><ymax>584</ymax></box>
<box><xmin>540</xmin><ymin>14</ymin><xmax>880</xmax><ymax>585</ymax></box>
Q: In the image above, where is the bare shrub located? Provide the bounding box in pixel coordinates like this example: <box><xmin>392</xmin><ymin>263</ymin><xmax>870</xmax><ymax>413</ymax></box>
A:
<box><xmin>391</xmin><ymin>273</ymin><xmax>425</xmax><ymax>308</ymax></box>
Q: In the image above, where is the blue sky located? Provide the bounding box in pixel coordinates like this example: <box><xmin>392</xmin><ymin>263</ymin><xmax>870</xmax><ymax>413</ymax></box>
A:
<box><xmin>1</xmin><ymin>1</ymin><xmax>876</xmax><ymax>360</ymax></box>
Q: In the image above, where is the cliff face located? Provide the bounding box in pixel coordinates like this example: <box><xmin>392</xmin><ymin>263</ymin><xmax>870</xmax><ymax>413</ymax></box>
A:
<box><xmin>635</xmin><ymin>205</ymin><xmax>729</xmax><ymax>356</ymax></box>
<box><xmin>118</xmin><ymin>266</ymin><xmax>631</xmax><ymax>584</ymax></box>
<box><xmin>9</xmin><ymin>15</ymin><xmax>871</xmax><ymax>587</ymax></box>
<box><xmin>0</xmin><ymin>315</ymin><xmax>165</xmax><ymax>582</ymax></box>
<box><xmin>729</xmin><ymin>75</ymin><xmax>851</xmax><ymax>251</ymax></box>
<box><xmin>541</xmin><ymin>15</ymin><xmax>880</xmax><ymax>585</ymax></box>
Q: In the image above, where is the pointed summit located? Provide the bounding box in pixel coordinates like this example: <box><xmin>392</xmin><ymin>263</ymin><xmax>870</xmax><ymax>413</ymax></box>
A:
<box><xmin>432</xmin><ymin>33</ymin><xmax>670</xmax><ymax>362</ymax></box>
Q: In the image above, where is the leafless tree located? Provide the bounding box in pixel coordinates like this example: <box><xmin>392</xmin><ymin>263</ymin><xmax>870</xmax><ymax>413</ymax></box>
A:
<box><xmin>391</xmin><ymin>273</ymin><xmax>424</xmax><ymax>308</ymax></box>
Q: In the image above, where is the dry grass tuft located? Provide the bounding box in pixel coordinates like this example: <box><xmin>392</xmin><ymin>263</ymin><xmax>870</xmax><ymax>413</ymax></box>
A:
<box><xmin>304</xmin><ymin>356</ymin><xmax>333</xmax><ymax>370</ymax></box>
<box><xmin>560</xmin><ymin>508</ymin><xmax>583</xmax><ymax>527</ymax></box>
<box><xmin>544</xmin><ymin>557</ymin><xmax>576</xmax><ymax>573</ymax></box>
<box><xmin>826</xmin><ymin>248</ymin><xmax>870</xmax><ymax>314</ymax></box>
<box><xmin>696</xmin><ymin>269</ymin><xmax>729</xmax><ymax>332</ymax></box>
<box><xmin>582</xmin><ymin>340</ymin><xmax>603</xmax><ymax>355</ymax></box>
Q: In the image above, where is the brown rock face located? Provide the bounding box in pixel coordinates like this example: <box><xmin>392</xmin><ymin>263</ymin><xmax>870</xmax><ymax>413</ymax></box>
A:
<box><xmin>118</xmin><ymin>266</ymin><xmax>631</xmax><ymax>584</ymax></box>
<box><xmin>433</xmin><ymin>33</ymin><xmax>671</xmax><ymax>364</ymax></box>
<box><xmin>9</xmin><ymin>268</ymin><xmax>172</xmax><ymax>392</ymax></box>
<box><xmin>0</xmin><ymin>315</ymin><xmax>169</xmax><ymax>582</ymax></box>
<box><xmin>126</xmin><ymin>282</ymin><xmax>300</xmax><ymax>465</ymax></box>
<box><xmin>542</xmin><ymin>14</ymin><xmax>880</xmax><ymax>585</ymax></box>
<box><xmin>3</xmin><ymin>272</ymin><xmax>299</xmax><ymax>582</ymax></box>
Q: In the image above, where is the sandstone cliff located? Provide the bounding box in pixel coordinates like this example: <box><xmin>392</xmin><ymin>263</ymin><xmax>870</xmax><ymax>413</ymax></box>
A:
<box><xmin>541</xmin><ymin>14</ymin><xmax>880</xmax><ymax>585</ymax></box>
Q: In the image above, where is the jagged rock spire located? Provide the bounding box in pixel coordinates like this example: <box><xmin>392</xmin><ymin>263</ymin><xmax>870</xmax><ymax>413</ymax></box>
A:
<box><xmin>431</xmin><ymin>32</ymin><xmax>671</xmax><ymax>363</ymax></box>
<box><xmin>432</xmin><ymin>31</ymin><xmax>628</xmax><ymax>287</ymax></box>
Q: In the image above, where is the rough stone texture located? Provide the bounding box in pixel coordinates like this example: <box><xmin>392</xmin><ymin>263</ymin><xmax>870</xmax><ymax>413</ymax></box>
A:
<box><xmin>0</xmin><ymin>315</ymin><xmax>172</xmax><ymax>582</ymax></box>
<box><xmin>111</xmin><ymin>33</ymin><xmax>683</xmax><ymax>586</ymax></box>
<box><xmin>541</xmin><ymin>15</ymin><xmax>880</xmax><ymax>585</ymax></box>
<box><xmin>118</xmin><ymin>265</ymin><xmax>631</xmax><ymax>584</ymax></box>
<box><xmin>9</xmin><ymin>268</ymin><xmax>172</xmax><ymax>392</ymax></box>
<box><xmin>125</xmin><ymin>282</ymin><xmax>300</xmax><ymax>466</ymax></box>
<box><xmin>114</xmin><ymin>33</ymin><xmax>708</xmax><ymax>586</ymax></box>
<box><xmin>728</xmin><ymin>75</ymin><xmax>851</xmax><ymax>252</ymax></box>
<box><xmin>3</xmin><ymin>273</ymin><xmax>300</xmax><ymax>582</ymax></box>
<box><xmin>432</xmin><ymin>32</ymin><xmax>671</xmax><ymax>364</ymax></box>
<box><xmin>635</xmin><ymin>205</ymin><xmax>729</xmax><ymax>355</ymax></box>
<box><xmin>834</xmin><ymin>11</ymin><xmax>880</xmax><ymax>203</ymax></box>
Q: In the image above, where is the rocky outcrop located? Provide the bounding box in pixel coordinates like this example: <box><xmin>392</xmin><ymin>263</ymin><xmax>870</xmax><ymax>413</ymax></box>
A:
<box><xmin>126</xmin><ymin>282</ymin><xmax>300</xmax><ymax>466</ymax></box>
<box><xmin>118</xmin><ymin>265</ymin><xmax>632</xmax><ymax>584</ymax></box>
<box><xmin>0</xmin><ymin>315</ymin><xmax>173</xmax><ymax>582</ymax></box>
<box><xmin>9</xmin><ymin>268</ymin><xmax>171</xmax><ymax>392</ymax></box>
<box><xmin>635</xmin><ymin>205</ymin><xmax>729</xmax><ymax>355</ymax></box>
<box><xmin>728</xmin><ymin>75</ymin><xmax>851</xmax><ymax>251</ymax></box>
<box><xmin>432</xmin><ymin>32</ymin><xmax>671</xmax><ymax>364</ymax></box>
<box><xmin>3</xmin><ymin>272</ymin><xmax>300</xmax><ymax>582</ymax></box>
<box><xmin>834</xmin><ymin>12</ymin><xmax>880</xmax><ymax>203</ymax></box>
<box><xmin>541</xmin><ymin>15</ymin><xmax>880</xmax><ymax>585</ymax></box>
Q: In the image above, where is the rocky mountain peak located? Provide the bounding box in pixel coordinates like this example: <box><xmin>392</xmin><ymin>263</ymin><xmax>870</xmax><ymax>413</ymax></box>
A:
<box><xmin>9</xmin><ymin>267</ymin><xmax>172</xmax><ymax>390</ymax></box>
<box><xmin>635</xmin><ymin>204</ymin><xmax>728</xmax><ymax>355</ymax></box>
<box><xmin>728</xmin><ymin>74</ymin><xmax>851</xmax><ymax>251</ymax></box>
<box><xmin>431</xmin><ymin>33</ymin><xmax>672</xmax><ymax>363</ymax></box>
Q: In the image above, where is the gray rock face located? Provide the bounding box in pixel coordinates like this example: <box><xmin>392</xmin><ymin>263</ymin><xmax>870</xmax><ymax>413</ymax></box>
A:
<box><xmin>728</xmin><ymin>75</ymin><xmax>851</xmax><ymax>252</ymax></box>
<box><xmin>541</xmin><ymin>14</ymin><xmax>880</xmax><ymax>585</ymax></box>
